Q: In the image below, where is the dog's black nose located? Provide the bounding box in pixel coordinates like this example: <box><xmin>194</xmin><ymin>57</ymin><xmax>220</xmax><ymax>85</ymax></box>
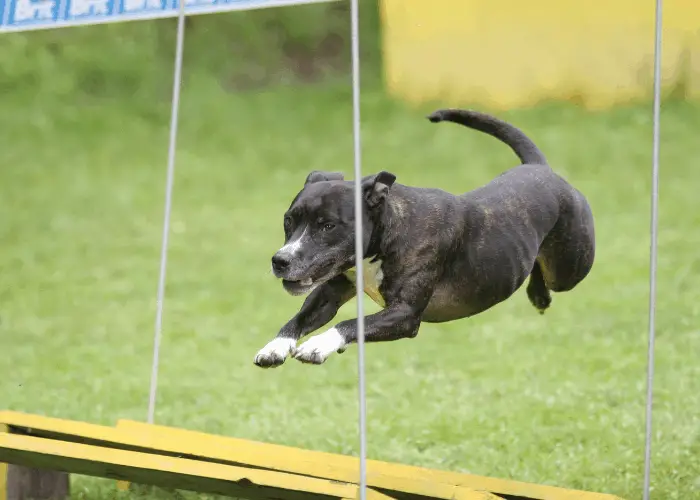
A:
<box><xmin>271</xmin><ymin>254</ymin><xmax>291</xmax><ymax>274</ymax></box>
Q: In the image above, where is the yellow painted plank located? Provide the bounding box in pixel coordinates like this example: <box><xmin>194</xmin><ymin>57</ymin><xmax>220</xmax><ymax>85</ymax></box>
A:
<box><xmin>0</xmin><ymin>411</ymin><xmax>134</xmax><ymax>445</ymax></box>
<box><xmin>0</xmin><ymin>432</ymin><xmax>357</xmax><ymax>500</ymax></box>
<box><xmin>0</xmin><ymin>411</ymin><xmax>498</xmax><ymax>500</ymax></box>
<box><xmin>111</xmin><ymin>426</ymin><xmax>462</xmax><ymax>500</ymax></box>
<box><xmin>0</xmin><ymin>412</ymin><xmax>619</xmax><ymax>499</ymax></box>
<box><xmin>113</xmin><ymin>474</ymin><xmax>501</xmax><ymax>500</ymax></box>
<box><xmin>116</xmin><ymin>420</ymin><xmax>507</xmax><ymax>499</ymax></box>
<box><xmin>0</xmin><ymin>415</ymin><xmax>408</xmax><ymax>500</ymax></box>
<box><xmin>115</xmin><ymin>419</ymin><xmax>624</xmax><ymax>500</ymax></box>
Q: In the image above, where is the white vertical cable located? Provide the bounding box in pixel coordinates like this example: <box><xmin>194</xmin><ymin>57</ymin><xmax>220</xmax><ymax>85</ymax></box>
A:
<box><xmin>147</xmin><ymin>0</ymin><xmax>188</xmax><ymax>425</ymax></box>
<box><xmin>349</xmin><ymin>0</ymin><xmax>367</xmax><ymax>498</ymax></box>
<box><xmin>643</xmin><ymin>0</ymin><xmax>663</xmax><ymax>497</ymax></box>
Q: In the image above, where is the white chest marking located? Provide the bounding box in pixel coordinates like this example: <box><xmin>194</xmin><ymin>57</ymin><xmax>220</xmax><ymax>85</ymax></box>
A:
<box><xmin>344</xmin><ymin>258</ymin><xmax>385</xmax><ymax>307</ymax></box>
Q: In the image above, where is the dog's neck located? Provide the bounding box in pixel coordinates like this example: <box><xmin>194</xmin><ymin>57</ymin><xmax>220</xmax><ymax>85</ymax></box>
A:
<box><xmin>364</xmin><ymin>216</ymin><xmax>383</xmax><ymax>263</ymax></box>
<box><xmin>364</xmin><ymin>192</ymin><xmax>404</xmax><ymax>262</ymax></box>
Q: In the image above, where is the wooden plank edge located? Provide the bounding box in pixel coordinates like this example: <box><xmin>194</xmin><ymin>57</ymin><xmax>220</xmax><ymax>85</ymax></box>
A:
<box><xmin>373</xmin><ymin>477</ymin><xmax>504</xmax><ymax>500</ymax></box>
<box><xmin>0</xmin><ymin>411</ymin><xmax>131</xmax><ymax>445</ymax></box>
<box><xmin>0</xmin><ymin>433</ymin><xmax>357</xmax><ymax>500</ymax></box>
<box><xmin>116</xmin><ymin>418</ymin><xmax>626</xmax><ymax>500</ymax></box>
<box><xmin>354</xmin><ymin>487</ymin><xmax>400</xmax><ymax>500</ymax></box>
<box><xmin>108</xmin><ymin>427</ymin><xmax>499</xmax><ymax>500</ymax></box>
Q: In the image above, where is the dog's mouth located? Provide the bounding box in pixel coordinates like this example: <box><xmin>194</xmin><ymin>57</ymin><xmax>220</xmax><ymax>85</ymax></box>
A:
<box><xmin>281</xmin><ymin>265</ymin><xmax>345</xmax><ymax>296</ymax></box>
<box><xmin>281</xmin><ymin>278</ymin><xmax>317</xmax><ymax>296</ymax></box>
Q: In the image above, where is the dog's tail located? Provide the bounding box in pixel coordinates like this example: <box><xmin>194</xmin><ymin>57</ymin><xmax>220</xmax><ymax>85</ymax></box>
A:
<box><xmin>427</xmin><ymin>108</ymin><xmax>548</xmax><ymax>166</ymax></box>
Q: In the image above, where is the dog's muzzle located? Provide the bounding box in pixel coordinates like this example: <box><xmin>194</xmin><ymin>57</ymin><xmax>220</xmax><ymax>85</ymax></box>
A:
<box><xmin>271</xmin><ymin>251</ymin><xmax>315</xmax><ymax>294</ymax></box>
<box><xmin>271</xmin><ymin>252</ymin><xmax>293</xmax><ymax>277</ymax></box>
<box><xmin>271</xmin><ymin>251</ymin><xmax>311</xmax><ymax>281</ymax></box>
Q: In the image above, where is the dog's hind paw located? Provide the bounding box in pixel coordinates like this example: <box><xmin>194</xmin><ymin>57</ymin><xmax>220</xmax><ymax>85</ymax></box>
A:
<box><xmin>527</xmin><ymin>290</ymin><xmax>552</xmax><ymax>314</ymax></box>
<box><xmin>254</xmin><ymin>337</ymin><xmax>296</xmax><ymax>368</ymax></box>
<box><xmin>526</xmin><ymin>266</ymin><xmax>552</xmax><ymax>314</ymax></box>
<box><xmin>293</xmin><ymin>328</ymin><xmax>347</xmax><ymax>365</ymax></box>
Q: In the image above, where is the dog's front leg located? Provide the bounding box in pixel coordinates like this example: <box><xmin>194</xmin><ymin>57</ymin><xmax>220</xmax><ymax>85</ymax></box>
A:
<box><xmin>293</xmin><ymin>303</ymin><xmax>424</xmax><ymax>365</ymax></box>
<box><xmin>254</xmin><ymin>275</ymin><xmax>356</xmax><ymax>368</ymax></box>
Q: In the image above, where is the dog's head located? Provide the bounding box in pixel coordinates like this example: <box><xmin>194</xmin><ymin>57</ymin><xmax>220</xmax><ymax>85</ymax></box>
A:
<box><xmin>271</xmin><ymin>169</ymin><xmax>396</xmax><ymax>296</ymax></box>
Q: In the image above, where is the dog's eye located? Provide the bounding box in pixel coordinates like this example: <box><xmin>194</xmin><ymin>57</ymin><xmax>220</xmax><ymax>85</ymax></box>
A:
<box><xmin>321</xmin><ymin>222</ymin><xmax>335</xmax><ymax>232</ymax></box>
<box><xmin>283</xmin><ymin>216</ymin><xmax>293</xmax><ymax>231</ymax></box>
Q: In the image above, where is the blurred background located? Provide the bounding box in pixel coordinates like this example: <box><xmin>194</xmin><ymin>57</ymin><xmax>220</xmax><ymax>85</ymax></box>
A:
<box><xmin>1</xmin><ymin>1</ymin><xmax>699</xmax><ymax>499</ymax></box>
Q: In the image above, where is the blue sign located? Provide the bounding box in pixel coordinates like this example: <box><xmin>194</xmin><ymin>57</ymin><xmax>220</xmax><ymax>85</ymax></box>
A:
<box><xmin>0</xmin><ymin>0</ymin><xmax>334</xmax><ymax>32</ymax></box>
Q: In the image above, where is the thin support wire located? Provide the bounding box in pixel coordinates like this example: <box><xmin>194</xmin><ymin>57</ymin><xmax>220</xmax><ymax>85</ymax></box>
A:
<box><xmin>147</xmin><ymin>0</ymin><xmax>188</xmax><ymax>425</ymax></box>
<box><xmin>643</xmin><ymin>0</ymin><xmax>663</xmax><ymax>497</ymax></box>
<box><xmin>349</xmin><ymin>0</ymin><xmax>367</xmax><ymax>498</ymax></box>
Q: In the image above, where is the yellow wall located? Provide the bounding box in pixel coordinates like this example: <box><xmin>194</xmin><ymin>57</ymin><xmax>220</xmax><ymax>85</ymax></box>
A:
<box><xmin>380</xmin><ymin>0</ymin><xmax>700</xmax><ymax>110</ymax></box>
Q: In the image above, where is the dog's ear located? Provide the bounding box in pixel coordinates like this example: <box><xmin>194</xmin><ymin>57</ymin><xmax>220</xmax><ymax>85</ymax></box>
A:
<box><xmin>362</xmin><ymin>171</ymin><xmax>396</xmax><ymax>208</ymax></box>
<box><xmin>305</xmin><ymin>170</ymin><xmax>345</xmax><ymax>185</ymax></box>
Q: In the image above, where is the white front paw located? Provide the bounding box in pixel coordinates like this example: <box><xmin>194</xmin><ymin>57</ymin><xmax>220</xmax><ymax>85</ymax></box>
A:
<box><xmin>293</xmin><ymin>328</ymin><xmax>346</xmax><ymax>365</ymax></box>
<box><xmin>254</xmin><ymin>337</ymin><xmax>297</xmax><ymax>368</ymax></box>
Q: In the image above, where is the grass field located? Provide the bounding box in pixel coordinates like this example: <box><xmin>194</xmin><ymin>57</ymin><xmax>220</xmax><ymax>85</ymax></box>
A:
<box><xmin>1</xmin><ymin>78</ymin><xmax>699</xmax><ymax>500</ymax></box>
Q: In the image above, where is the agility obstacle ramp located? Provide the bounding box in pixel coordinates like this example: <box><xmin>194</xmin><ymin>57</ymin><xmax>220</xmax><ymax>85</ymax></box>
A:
<box><xmin>0</xmin><ymin>410</ymin><xmax>626</xmax><ymax>500</ymax></box>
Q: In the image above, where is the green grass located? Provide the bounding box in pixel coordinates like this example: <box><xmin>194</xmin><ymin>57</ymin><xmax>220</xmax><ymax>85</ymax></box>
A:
<box><xmin>1</xmin><ymin>78</ymin><xmax>699</xmax><ymax>500</ymax></box>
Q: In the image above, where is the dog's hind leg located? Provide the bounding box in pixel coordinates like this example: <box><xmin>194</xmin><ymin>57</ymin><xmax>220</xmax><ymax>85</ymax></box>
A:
<box><xmin>536</xmin><ymin>198</ymin><xmax>596</xmax><ymax>294</ymax></box>
<box><xmin>526</xmin><ymin>260</ymin><xmax>552</xmax><ymax>314</ymax></box>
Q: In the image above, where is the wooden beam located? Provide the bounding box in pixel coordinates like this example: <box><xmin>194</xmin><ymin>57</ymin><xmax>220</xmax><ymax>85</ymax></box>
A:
<box><xmin>0</xmin><ymin>412</ymin><xmax>505</xmax><ymax>500</ymax></box>
<box><xmin>0</xmin><ymin>411</ymin><xmax>623</xmax><ymax>500</ymax></box>
<box><xmin>5</xmin><ymin>465</ymin><xmax>69</xmax><ymax>500</ymax></box>
<box><xmin>116</xmin><ymin>419</ymin><xmax>624</xmax><ymax>500</ymax></box>
<box><xmin>0</xmin><ymin>433</ymin><xmax>360</xmax><ymax>500</ymax></box>
<box><xmin>108</xmin><ymin>433</ymin><xmax>504</xmax><ymax>500</ymax></box>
